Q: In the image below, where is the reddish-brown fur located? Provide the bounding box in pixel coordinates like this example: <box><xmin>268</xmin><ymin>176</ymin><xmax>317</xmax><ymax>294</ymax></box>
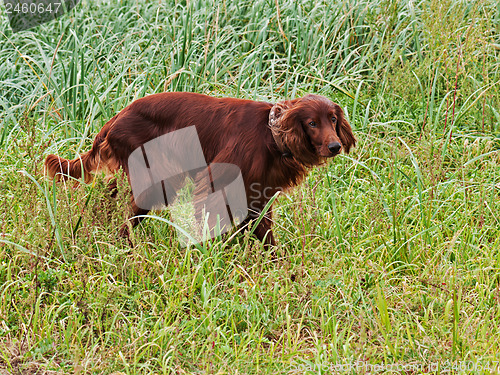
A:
<box><xmin>45</xmin><ymin>92</ymin><xmax>356</xmax><ymax>247</ymax></box>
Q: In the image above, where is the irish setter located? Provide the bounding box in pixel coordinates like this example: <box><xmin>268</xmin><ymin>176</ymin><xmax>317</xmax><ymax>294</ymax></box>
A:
<box><xmin>45</xmin><ymin>92</ymin><xmax>356</xmax><ymax>248</ymax></box>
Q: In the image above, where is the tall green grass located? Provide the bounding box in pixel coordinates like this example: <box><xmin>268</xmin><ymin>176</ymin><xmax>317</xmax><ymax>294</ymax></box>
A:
<box><xmin>0</xmin><ymin>0</ymin><xmax>500</xmax><ymax>373</ymax></box>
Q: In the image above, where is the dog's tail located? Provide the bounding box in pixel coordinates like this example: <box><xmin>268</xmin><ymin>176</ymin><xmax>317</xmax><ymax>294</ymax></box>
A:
<box><xmin>44</xmin><ymin>115</ymin><xmax>119</xmax><ymax>183</ymax></box>
<box><xmin>44</xmin><ymin>150</ymin><xmax>99</xmax><ymax>183</ymax></box>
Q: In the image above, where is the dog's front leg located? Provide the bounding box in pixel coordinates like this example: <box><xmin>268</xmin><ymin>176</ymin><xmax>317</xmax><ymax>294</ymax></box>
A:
<box><xmin>240</xmin><ymin>204</ymin><xmax>276</xmax><ymax>252</ymax></box>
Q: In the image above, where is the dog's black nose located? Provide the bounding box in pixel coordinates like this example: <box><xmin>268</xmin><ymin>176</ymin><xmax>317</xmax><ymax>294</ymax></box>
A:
<box><xmin>328</xmin><ymin>142</ymin><xmax>342</xmax><ymax>154</ymax></box>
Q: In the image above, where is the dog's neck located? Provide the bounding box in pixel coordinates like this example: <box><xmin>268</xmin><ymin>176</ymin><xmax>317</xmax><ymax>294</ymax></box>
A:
<box><xmin>268</xmin><ymin>104</ymin><xmax>293</xmax><ymax>158</ymax></box>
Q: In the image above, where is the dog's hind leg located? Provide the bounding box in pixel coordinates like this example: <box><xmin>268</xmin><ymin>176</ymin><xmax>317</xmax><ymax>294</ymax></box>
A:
<box><xmin>119</xmin><ymin>199</ymin><xmax>150</xmax><ymax>245</ymax></box>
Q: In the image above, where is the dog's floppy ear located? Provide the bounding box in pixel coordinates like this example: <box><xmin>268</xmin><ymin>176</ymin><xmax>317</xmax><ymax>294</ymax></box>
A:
<box><xmin>268</xmin><ymin>98</ymin><xmax>301</xmax><ymax>130</ymax></box>
<box><xmin>338</xmin><ymin>112</ymin><xmax>356</xmax><ymax>154</ymax></box>
<box><xmin>268</xmin><ymin>99</ymin><xmax>300</xmax><ymax>153</ymax></box>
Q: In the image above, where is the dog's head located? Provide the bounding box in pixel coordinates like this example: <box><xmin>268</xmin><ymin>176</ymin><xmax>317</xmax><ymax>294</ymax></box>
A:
<box><xmin>269</xmin><ymin>94</ymin><xmax>356</xmax><ymax>166</ymax></box>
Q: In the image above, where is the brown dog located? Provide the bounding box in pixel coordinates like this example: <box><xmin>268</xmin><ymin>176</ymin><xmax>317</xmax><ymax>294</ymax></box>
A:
<box><xmin>45</xmin><ymin>92</ymin><xmax>355</xmax><ymax>247</ymax></box>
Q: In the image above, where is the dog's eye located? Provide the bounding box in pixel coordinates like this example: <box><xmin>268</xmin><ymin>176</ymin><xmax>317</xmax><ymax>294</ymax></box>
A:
<box><xmin>332</xmin><ymin>116</ymin><xmax>337</xmax><ymax>124</ymax></box>
<box><xmin>308</xmin><ymin>121</ymin><xmax>317</xmax><ymax>128</ymax></box>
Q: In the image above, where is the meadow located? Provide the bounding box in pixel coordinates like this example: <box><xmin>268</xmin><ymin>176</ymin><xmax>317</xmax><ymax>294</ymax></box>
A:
<box><xmin>0</xmin><ymin>0</ymin><xmax>500</xmax><ymax>373</ymax></box>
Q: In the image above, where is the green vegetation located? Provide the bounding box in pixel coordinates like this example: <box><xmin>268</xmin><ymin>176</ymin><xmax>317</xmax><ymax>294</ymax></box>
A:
<box><xmin>1</xmin><ymin>0</ymin><xmax>499</xmax><ymax>373</ymax></box>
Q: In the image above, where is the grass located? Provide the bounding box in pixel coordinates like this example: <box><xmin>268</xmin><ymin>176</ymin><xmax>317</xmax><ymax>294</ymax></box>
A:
<box><xmin>0</xmin><ymin>0</ymin><xmax>500</xmax><ymax>373</ymax></box>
